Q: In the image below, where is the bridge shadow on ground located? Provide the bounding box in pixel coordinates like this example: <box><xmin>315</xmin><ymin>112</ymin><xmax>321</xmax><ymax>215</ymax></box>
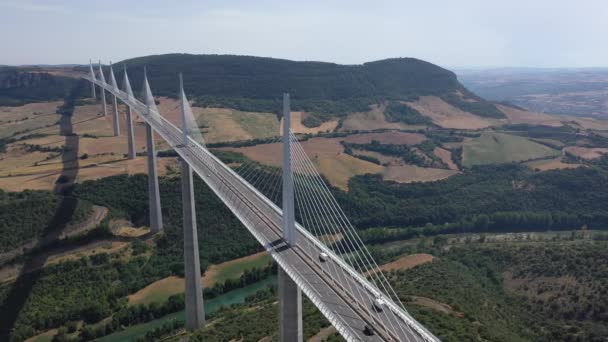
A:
<box><xmin>0</xmin><ymin>93</ymin><xmax>82</xmax><ymax>340</ymax></box>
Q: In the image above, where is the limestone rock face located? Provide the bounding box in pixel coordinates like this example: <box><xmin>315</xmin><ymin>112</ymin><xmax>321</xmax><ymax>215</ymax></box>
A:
<box><xmin>0</xmin><ymin>70</ymin><xmax>55</xmax><ymax>89</ymax></box>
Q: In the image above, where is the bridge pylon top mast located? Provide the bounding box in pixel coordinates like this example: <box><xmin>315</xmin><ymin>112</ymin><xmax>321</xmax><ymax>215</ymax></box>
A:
<box><xmin>282</xmin><ymin>93</ymin><xmax>296</xmax><ymax>245</ymax></box>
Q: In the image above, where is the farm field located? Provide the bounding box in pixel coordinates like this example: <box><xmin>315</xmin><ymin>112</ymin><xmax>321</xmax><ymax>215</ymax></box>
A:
<box><xmin>406</xmin><ymin>96</ymin><xmax>499</xmax><ymax>129</ymax></box>
<box><xmin>382</xmin><ymin>164</ymin><xmax>458</xmax><ymax>183</ymax></box>
<box><xmin>0</xmin><ymin>102</ymin><xmax>63</xmax><ymax>139</ymax></box>
<box><xmin>526</xmin><ymin>157</ymin><xmax>582</xmax><ymax>171</ymax></box>
<box><xmin>0</xmin><ymin>99</ymin><xmax>175</xmax><ymax>191</ymax></box>
<box><xmin>462</xmin><ymin>131</ymin><xmax>560</xmax><ymax>167</ymax></box>
<box><xmin>283</xmin><ymin>111</ymin><xmax>338</xmax><ymax>134</ymax></box>
<box><xmin>340</xmin><ymin>104</ymin><xmax>426</xmax><ymax>131</ymax></box>
<box><xmin>198</xmin><ymin>107</ymin><xmax>279</xmax><ymax>143</ymax></box>
<box><xmin>128</xmin><ymin>251</ymin><xmax>271</xmax><ymax>306</ymax></box>
<box><xmin>100</xmin><ymin>277</ymin><xmax>276</xmax><ymax>342</ymax></box>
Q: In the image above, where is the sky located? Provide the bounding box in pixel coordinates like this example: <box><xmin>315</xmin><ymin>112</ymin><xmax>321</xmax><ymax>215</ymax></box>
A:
<box><xmin>1</xmin><ymin>0</ymin><xmax>607</xmax><ymax>68</ymax></box>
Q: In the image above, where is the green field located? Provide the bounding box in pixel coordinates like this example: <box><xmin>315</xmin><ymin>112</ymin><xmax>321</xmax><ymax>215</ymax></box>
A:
<box><xmin>462</xmin><ymin>132</ymin><xmax>559</xmax><ymax>167</ymax></box>
<box><xmin>231</xmin><ymin>110</ymin><xmax>279</xmax><ymax>138</ymax></box>
<box><xmin>209</xmin><ymin>252</ymin><xmax>271</xmax><ymax>285</ymax></box>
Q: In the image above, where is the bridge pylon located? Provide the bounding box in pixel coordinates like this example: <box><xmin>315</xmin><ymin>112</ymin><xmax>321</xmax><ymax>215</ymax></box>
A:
<box><xmin>98</xmin><ymin>61</ymin><xmax>107</xmax><ymax>116</ymax></box>
<box><xmin>279</xmin><ymin>93</ymin><xmax>303</xmax><ymax>342</ymax></box>
<box><xmin>143</xmin><ymin>68</ymin><xmax>163</xmax><ymax>233</ymax></box>
<box><xmin>179</xmin><ymin>74</ymin><xmax>205</xmax><ymax>330</ymax></box>
<box><xmin>89</xmin><ymin>59</ymin><xmax>96</xmax><ymax>99</ymax></box>
<box><xmin>109</xmin><ymin>62</ymin><xmax>120</xmax><ymax>136</ymax></box>
<box><xmin>122</xmin><ymin>66</ymin><xmax>136</xmax><ymax>160</ymax></box>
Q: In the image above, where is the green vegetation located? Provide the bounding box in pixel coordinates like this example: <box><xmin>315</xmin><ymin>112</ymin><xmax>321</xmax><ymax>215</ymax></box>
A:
<box><xmin>503</xmin><ymin>124</ymin><xmax>608</xmax><ymax>148</ymax></box>
<box><xmin>73</xmin><ymin>174</ymin><xmax>262</xmax><ymax>267</ymax></box>
<box><xmin>190</xmin><ymin>290</ymin><xmax>332</xmax><ymax>341</ymax></box>
<box><xmin>384</xmin><ymin>101</ymin><xmax>432</xmax><ymax>125</ymax></box>
<box><xmin>440</xmin><ymin>93</ymin><xmax>505</xmax><ymax>118</ymax></box>
<box><xmin>462</xmin><ymin>132</ymin><xmax>559</xmax><ymax>167</ymax></box>
<box><xmin>388</xmin><ymin>239</ymin><xmax>608</xmax><ymax>341</ymax></box>
<box><xmin>209</xmin><ymin>253</ymin><xmax>271</xmax><ymax>285</ymax></box>
<box><xmin>343</xmin><ymin>140</ymin><xmax>431</xmax><ymax>167</ymax></box>
<box><xmin>338</xmin><ymin>163</ymin><xmax>608</xmax><ymax>233</ymax></box>
<box><xmin>0</xmin><ymin>190</ymin><xmax>91</xmax><ymax>252</ymax></box>
<box><xmin>0</xmin><ymin>68</ymin><xmax>79</xmax><ymax>106</ymax></box>
<box><xmin>100</xmin><ymin>54</ymin><xmax>481</xmax><ymax>118</ymax></box>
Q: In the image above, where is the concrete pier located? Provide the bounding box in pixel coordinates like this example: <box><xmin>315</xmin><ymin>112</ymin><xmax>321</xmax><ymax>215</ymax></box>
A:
<box><xmin>112</xmin><ymin>95</ymin><xmax>120</xmax><ymax>136</ymax></box>
<box><xmin>100</xmin><ymin>89</ymin><xmax>107</xmax><ymax>116</ymax></box>
<box><xmin>279</xmin><ymin>93</ymin><xmax>303</xmax><ymax>342</ymax></box>
<box><xmin>126</xmin><ymin>106</ymin><xmax>135</xmax><ymax>160</ymax></box>
<box><xmin>89</xmin><ymin>60</ymin><xmax>96</xmax><ymax>99</ymax></box>
<box><xmin>181</xmin><ymin>159</ymin><xmax>205</xmax><ymax>330</ymax></box>
<box><xmin>279</xmin><ymin>268</ymin><xmax>303</xmax><ymax>342</ymax></box>
<box><xmin>145</xmin><ymin>122</ymin><xmax>163</xmax><ymax>233</ymax></box>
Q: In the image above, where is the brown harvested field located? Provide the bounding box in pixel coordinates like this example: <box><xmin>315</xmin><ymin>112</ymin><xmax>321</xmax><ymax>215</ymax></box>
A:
<box><xmin>526</xmin><ymin>158</ymin><xmax>583</xmax><ymax>171</ymax></box>
<box><xmin>127</xmin><ymin>276</ymin><xmax>185</xmax><ymax>306</ymax></box>
<box><xmin>497</xmin><ymin>104</ymin><xmax>564</xmax><ymax>127</ymax></box>
<box><xmin>309</xmin><ymin>326</ymin><xmax>337</xmax><ymax>342</ymax></box>
<box><xmin>407</xmin><ymin>96</ymin><xmax>498</xmax><ymax>129</ymax></box>
<box><xmin>25</xmin><ymin>329</ymin><xmax>58</xmax><ymax>342</ymax></box>
<box><xmin>115</xmin><ymin>226</ymin><xmax>150</xmax><ymax>238</ymax></box>
<box><xmin>433</xmin><ymin>147</ymin><xmax>459</xmax><ymax>170</ymax></box>
<box><xmin>281</xmin><ymin>111</ymin><xmax>338</xmax><ymax>134</ymax></box>
<box><xmin>564</xmin><ymin>146</ymin><xmax>608</xmax><ymax>160</ymax></box>
<box><xmin>128</xmin><ymin>251</ymin><xmax>271</xmax><ymax>306</ymax></box>
<box><xmin>566</xmin><ymin>116</ymin><xmax>608</xmax><ymax>130</ymax></box>
<box><xmin>202</xmin><ymin>251</ymin><xmax>270</xmax><ymax>287</ymax></box>
<box><xmin>340</xmin><ymin>104</ymin><xmax>426</xmax><ymax>132</ymax></box>
<box><xmin>0</xmin><ymin>99</ymin><xmax>173</xmax><ymax>191</ymax></box>
<box><xmin>380</xmin><ymin>253</ymin><xmax>435</xmax><ymax>272</ymax></box>
<box><xmin>45</xmin><ymin>241</ymin><xmax>128</xmax><ymax>266</ymax></box>
<box><xmin>314</xmin><ymin>153</ymin><xmax>383</xmax><ymax>190</ymax></box>
<box><xmin>383</xmin><ymin>164</ymin><xmax>458</xmax><ymax>183</ymax></box>
<box><xmin>0</xmin><ymin>157</ymin><xmax>176</xmax><ymax>191</ymax></box>
<box><xmin>224</xmin><ymin>137</ymin><xmax>383</xmax><ymax>190</ymax></box>
<box><xmin>0</xmin><ymin>101</ymin><xmax>62</xmax><ymax>121</ymax></box>
<box><xmin>352</xmin><ymin>149</ymin><xmax>399</xmax><ymax>165</ymax></box>
<box><xmin>497</xmin><ymin>102</ymin><xmax>608</xmax><ymax>130</ymax></box>
<box><xmin>0</xmin><ymin>143</ymin><xmax>53</xmax><ymax>172</ymax></box>
<box><xmin>222</xmin><ymin>137</ymin><xmax>345</xmax><ymax>168</ymax></box>
<box><xmin>341</xmin><ymin>131</ymin><xmax>426</xmax><ymax>145</ymax></box>
<box><xmin>0</xmin><ymin>108</ymin><xmax>60</xmax><ymax>138</ymax></box>
<box><xmin>411</xmin><ymin>296</ymin><xmax>464</xmax><ymax>317</ymax></box>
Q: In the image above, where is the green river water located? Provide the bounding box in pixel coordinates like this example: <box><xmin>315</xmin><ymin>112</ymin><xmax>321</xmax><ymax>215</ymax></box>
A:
<box><xmin>98</xmin><ymin>276</ymin><xmax>276</xmax><ymax>341</ymax></box>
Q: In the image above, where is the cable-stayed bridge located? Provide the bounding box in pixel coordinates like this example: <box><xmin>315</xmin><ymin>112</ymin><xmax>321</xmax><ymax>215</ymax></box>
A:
<box><xmin>85</xmin><ymin>60</ymin><xmax>440</xmax><ymax>342</ymax></box>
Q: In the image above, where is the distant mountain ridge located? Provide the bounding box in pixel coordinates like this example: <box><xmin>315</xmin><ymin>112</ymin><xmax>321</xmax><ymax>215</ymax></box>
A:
<box><xmin>118</xmin><ymin>54</ymin><xmax>462</xmax><ymax>99</ymax></box>
<box><xmin>110</xmin><ymin>54</ymin><xmax>502</xmax><ymax>118</ymax></box>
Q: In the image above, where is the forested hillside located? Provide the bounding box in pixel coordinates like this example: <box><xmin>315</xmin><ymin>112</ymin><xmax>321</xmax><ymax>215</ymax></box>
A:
<box><xmin>0</xmin><ymin>68</ymin><xmax>78</xmax><ymax>106</ymax></box>
<box><xmin>104</xmin><ymin>54</ymin><xmax>496</xmax><ymax>116</ymax></box>
<box><xmin>339</xmin><ymin>163</ymin><xmax>608</xmax><ymax>233</ymax></box>
<box><xmin>386</xmin><ymin>238</ymin><xmax>608</xmax><ymax>341</ymax></box>
<box><xmin>0</xmin><ymin>190</ymin><xmax>91</xmax><ymax>252</ymax></box>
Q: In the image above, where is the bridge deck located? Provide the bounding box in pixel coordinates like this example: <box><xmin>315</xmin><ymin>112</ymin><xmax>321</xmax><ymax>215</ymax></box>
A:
<box><xmin>88</xmin><ymin>78</ymin><xmax>437</xmax><ymax>342</ymax></box>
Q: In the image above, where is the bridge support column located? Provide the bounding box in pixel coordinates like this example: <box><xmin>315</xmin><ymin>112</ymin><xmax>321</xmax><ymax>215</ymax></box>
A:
<box><xmin>126</xmin><ymin>106</ymin><xmax>136</xmax><ymax>159</ymax></box>
<box><xmin>279</xmin><ymin>93</ymin><xmax>303</xmax><ymax>342</ymax></box>
<box><xmin>181</xmin><ymin>158</ymin><xmax>205</xmax><ymax>330</ymax></box>
<box><xmin>112</xmin><ymin>95</ymin><xmax>120</xmax><ymax>136</ymax></box>
<box><xmin>89</xmin><ymin>60</ymin><xmax>96</xmax><ymax>99</ymax></box>
<box><xmin>145</xmin><ymin>122</ymin><xmax>163</xmax><ymax>233</ymax></box>
<box><xmin>279</xmin><ymin>268</ymin><xmax>303</xmax><ymax>342</ymax></box>
<box><xmin>100</xmin><ymin>88</ymin><xmax>107</xmax><ymax>116</ymax></box>
<box><xmin>91</xmin><ymin>83</ymin><xmax>96</xmax><ymax>99</ymax></box>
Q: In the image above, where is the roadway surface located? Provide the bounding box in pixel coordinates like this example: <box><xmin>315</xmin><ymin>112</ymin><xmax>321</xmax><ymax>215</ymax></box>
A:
<box><xmin>87</xmin><ymin>76</ymin><xmax>439</xmax><ymax>342</ymax></box>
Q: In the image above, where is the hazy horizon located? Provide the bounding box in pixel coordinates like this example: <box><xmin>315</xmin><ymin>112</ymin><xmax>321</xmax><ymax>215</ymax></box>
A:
<box><xmin>1</xmin><ymin>0</ymin><xmax>607</xmax><ymax>69</ymax></box>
